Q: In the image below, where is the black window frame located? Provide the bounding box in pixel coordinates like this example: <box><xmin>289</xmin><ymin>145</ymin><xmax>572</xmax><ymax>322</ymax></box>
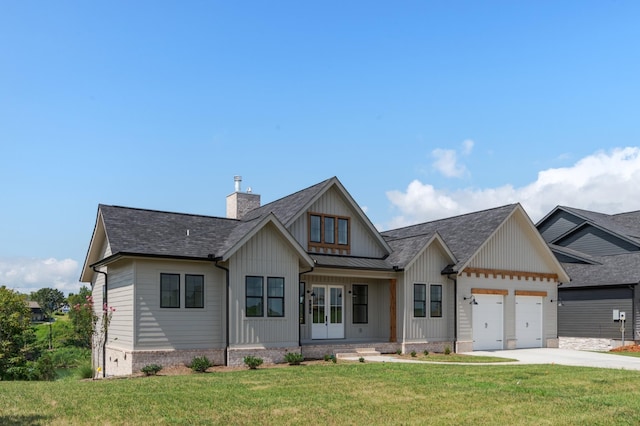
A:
<box><xmin>352</xmin><ymin>284</ymin><xmax>368</xmax><ymax>324</ymax></box>
<box><xmin>267</xmin><ymin>277</ymin><xmax>285</xmax><ymax>318</ymax></box>
<box><xmin>414</xmin><ymin>283</ymin><xmax>427</xmax><ymax>318</ymax></box>
<box><xmin>245</xmin><ymin>276</ymin><xmax>264</xmax><ymax>317</ymax></box>
<box><xmin>430</xmin><ymin>284</ymin><xmax>443</xmax><ymax>318</ymax></box>
<box><xmin>185</xmin><ymin>274</ymin><xmax>204</xmax><ymax>309</ymax></box>
<box><xmin>160</xmin><ymin>273</ymin><xmax>180</xmax><ymax>308</ymax></box>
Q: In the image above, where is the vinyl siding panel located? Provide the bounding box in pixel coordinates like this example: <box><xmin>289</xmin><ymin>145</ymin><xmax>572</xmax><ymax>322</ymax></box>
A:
<box><xmin>288</xmin><ymin>186</ymin><xmax>387</xmax><ymax>258</ymax></box>
<box><xmin>558</xmin><ymin>287</ymin><xmax>634</xmax><ymax>339</ymax></box>
<box><xmin>556</xmin><ymin>225</ymin><xmax>640</xmax><ymax>256</ymax></box>
<box><xmin>469</xmin><ymin>214</ymin><xmax>557</xmax><ymax>273</ymax></box>
<box><xmin>403</xmin><ymin>242</ymin><xmax>454</xmax><ymax>342</ymax></box>
<box><xmin>228</xmin><ymin>223</ymin><xmax>300</xmax><ymax>347</ymax></box>
<box><xmin>538</xmin><ymin>211</ymin><xmax>583</xmax><ymax>242</ymax></box>
<box><xmin>105</xmin><ymin>261</ymin><xmax>134</xmax><ymax>349</ymax></box>
<box><xmin>134</xmin><ymin>259</ymin><xmax>225</xmax><ymax>350</ymax></box>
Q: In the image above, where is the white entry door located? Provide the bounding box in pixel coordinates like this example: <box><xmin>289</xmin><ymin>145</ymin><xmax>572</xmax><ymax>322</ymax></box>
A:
<box><xmin>472</xmin><ymin>294</ymin><xmax>504</xmax><ymax>350</ymax></box>
<box><xmin>516</xmin><ymin>296</ymin><xmax>543</xmax><ymax>348</ymax></box>
<box><xmin>312</xmin><ymin>285</ymin><xmax>344</xmax><ymax>339</ymax></box>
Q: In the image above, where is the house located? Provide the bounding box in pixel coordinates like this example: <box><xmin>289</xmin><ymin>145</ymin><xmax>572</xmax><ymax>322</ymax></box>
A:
<box><xmin>537</xmin><ymin>206</ymin><xmax>640</xmax><ymax>345</ymax></box>
<box><xmin>80</xmin><ymin>176</ymin><xmax>569</xmax><ymax>377</ymax></box>
<box><xmin>28</xmin><ymin>301</ymin><xmax>45</xmax><ymax>322</ymax></box>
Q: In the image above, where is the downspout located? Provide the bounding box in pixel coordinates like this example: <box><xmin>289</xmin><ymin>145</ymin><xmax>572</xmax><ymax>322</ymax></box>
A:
<box><xmin>92</xmin><ymin>266</ymin><xmax>108</xmax><ymax>377</ymax></box>
<box><xmin>298</xmin><ymin>266</ymin><xmax>314</xmax><ymax>349</ymax></box>
<box><xmin>447</xmin><ymin>273</ymin><xmax>458</xmax><ymax>354</ymax></box>
<box><xmin>214</xmin><ymin>260</ymin><xmax>230</xmax><ymax>366</ymax></box>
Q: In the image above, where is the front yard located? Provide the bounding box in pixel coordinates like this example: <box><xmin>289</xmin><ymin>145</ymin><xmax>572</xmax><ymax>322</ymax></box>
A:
<box><xmin>2</xmin><ymin>361</ymin><xmax>640</xmax><ymax>425</ymax></box>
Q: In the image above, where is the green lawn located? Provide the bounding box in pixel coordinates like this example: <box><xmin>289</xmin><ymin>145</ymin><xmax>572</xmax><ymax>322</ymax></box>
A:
<box><xmin>2</xmin><ymin>362</ymin><xmax>640</xmax><ymax>425</ymax></box>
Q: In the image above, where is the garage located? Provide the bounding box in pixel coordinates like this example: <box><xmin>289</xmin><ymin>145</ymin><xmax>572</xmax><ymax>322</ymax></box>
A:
<box><xmin>472</xmin><ymin>294</ymin><xmax>504</xmax><ymax>350</ymax></box>
<box><xmin>516</xmin><ymin>295</ymin><xmax>543</xmax><ymax>348</ymax></box>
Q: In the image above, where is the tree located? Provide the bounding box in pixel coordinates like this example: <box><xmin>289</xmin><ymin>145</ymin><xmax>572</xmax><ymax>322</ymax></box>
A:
<box><xmin>68</xmin><ymin>286</ymin><xmax>93</xmax><ymax>348</ymax></box>
<box><xmin>31</xmin><ymin>288</ymin><xmax>66</xmax><ymax>349</ymax></box>
<box><xmin>0</xmin><ymin>286</ymin><xmax>36</xmax><ymax>379</ymax></box>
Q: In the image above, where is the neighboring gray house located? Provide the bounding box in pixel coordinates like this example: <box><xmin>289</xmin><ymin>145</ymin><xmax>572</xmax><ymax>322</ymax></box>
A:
<box><xmin>536</xmin><ymin>206</ymin><xmax>640</xmax><ymax>342</ymax></box>
<box><xmin>28</xmin><ymin>301</ymin><xmax>45</xmax><ymax>322</ymax></box>
<box><xmin>81</xmin><ymin>177</ymin><xmax>568</xmax><ymax>377</ymax></box>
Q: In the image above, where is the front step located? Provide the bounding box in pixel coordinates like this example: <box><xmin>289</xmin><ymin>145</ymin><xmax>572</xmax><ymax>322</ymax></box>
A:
<box><xmin>335</xmin><ymin>348</ymin><xmax>381</xmax><ymax>359</ymax></box>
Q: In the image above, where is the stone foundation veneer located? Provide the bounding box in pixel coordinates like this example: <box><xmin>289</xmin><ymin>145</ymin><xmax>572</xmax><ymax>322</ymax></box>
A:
<box><xmin>101</xmin><ymin>347</ymin><xmax>225</xmax><ymax>377</ymax></box>
<box><xmin>401</xmin><ymin>341</ymin><xmax>453</xmax><ymax>355</ymax></box>
<box><xmin>227</xmin><ymin>346</ymin><xmax>300</xmax><ymax>367</ymax></box>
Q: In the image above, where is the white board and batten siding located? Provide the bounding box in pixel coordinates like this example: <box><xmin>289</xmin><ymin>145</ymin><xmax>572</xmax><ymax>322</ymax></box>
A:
<box><xmin>288</xmin><ymin>186</ymin><xmax>388</xmax><ymax>258</ymax></box>
<box><xmin>401</xmin><ymin>242</ymin><xmax>455</xmax><ymax>343</ymax></box>
<box><xmin>134</xmin><ymin>259</ymin><xmax>225</xmax><ymax>350</ymax></box>
<box><xmin>228</xmin><ymin>223</ymin><xmax>301</xmax><ymax>348</ymax></box>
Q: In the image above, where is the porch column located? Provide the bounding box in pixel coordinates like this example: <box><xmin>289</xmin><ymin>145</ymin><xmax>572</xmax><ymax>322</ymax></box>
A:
<box><xmin>389</xmin><ymin>278</ymin><xmax>397</xmax><ymax>342</ymax></box>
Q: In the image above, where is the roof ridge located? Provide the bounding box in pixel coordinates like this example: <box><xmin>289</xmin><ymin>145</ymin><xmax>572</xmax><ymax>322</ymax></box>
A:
<box><xmin>100</xmin><ymin>204</ymin><xmax>237</xmax><ymax>222</ymax></box>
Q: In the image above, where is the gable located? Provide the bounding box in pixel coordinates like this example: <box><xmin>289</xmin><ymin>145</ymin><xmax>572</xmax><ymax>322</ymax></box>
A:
<box><xmin>555</xmin><ymin>224</ymin><xmax>640</xmax><ymax>256</ymax></box>
<box><xmin>467</xmin><ymin>210</ymin><xmax>562</xmax><ymax>275</ymax></box>
<box><xmin>537</xmin><ymin>209</ymin><xmax>584</xmax><ymax>243</ymax></box>
<box><xmin>288</xmin><ymin>185</ymin><xmax>388</xmax><ymax>258</ymax></box>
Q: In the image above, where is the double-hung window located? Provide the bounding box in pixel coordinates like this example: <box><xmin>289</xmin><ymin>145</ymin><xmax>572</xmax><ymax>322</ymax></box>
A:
<box><xmin>267</xmin><ymin>277</ymin><xmax>285</xmax><ymax>317</ymax></box>
<box><xmin>246</xmin><ymin>276</ymin><xmax>264</xmax><ymax>317</ymax></box>
<box><xmin>352</xmin><ymin>284</ymin><xmax>368</xmax><ymax>324</ymax></box>
<box><xmin>185</xmin><ymin>274</ymin><xmax>204</xmax><ymax>308</ymax></box>
<box><xmin>160</xmin><ymin>273</ymin><xmax>180</xmax><ymax>308</ymax></box>
<box><xmin>430</xmin><ymin>285</ymin><xmax>442</xmax><ymax>318</ymax></box>
<box><xmin>246</xmin><ymin>276</ymin><xmax>285</xmax><ymax>318</ymax></box>
<box><xmin>414</xmin><ymin>284</ymin><xmax>426</xmax><ymax>317</ymax></box>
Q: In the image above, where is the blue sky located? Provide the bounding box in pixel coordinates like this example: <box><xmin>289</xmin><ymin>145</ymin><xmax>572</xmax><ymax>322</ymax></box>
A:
<box><xmin>2</xmin><ymin>1</ymin><xmax>640</xmax><ymax>295</ymax></box>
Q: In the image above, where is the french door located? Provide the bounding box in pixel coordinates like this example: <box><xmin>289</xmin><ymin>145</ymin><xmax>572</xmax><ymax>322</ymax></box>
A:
<box><xmin>311</xmin><ymin>285</ymin><xmax>344</xmax><ymax>339</ymax></box>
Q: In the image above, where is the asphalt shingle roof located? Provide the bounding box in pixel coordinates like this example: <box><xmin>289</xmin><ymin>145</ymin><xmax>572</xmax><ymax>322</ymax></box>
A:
<box><xmin>382</xmin><ymin>204</ymin><xmax>517</xmax><ymax>270</ymax></box>
<box><xmin>95</xmin><ymin>181</ymin><xmax>518</xmax><ymax>274</ymax></box>
<box><xmin>99</xmin><ymin>204</ymin><xmax>246</xmax><ymax>260</ymax></box>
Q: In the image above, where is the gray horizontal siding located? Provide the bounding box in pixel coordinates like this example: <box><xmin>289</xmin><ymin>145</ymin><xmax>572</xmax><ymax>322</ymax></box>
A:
<box><xmin>558</xmin><ymin>297</ymin><xmax>633</xmax><ymax>339</ymax></box>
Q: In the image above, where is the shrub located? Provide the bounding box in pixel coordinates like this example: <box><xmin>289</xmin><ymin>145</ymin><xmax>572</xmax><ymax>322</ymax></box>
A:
<box><xmin>358</xmin><ymin>357</ymin><xmax>365</xmax><ymax>363</ymax></box>
<box><xmin>48</xmin><ymin>347</ymin><xmax>91</xmax><ymax>369</ymax></box>
<box><xmin>396</xmin><ymin>349</ymin><xmax>402</xmax><ymax>355</ymax></box>
<box><xmin>284</xmin><ymin>352</ymin><xmax>304</xmax><ymax>365</ymax></box>
<box><xmin>330</xmin><ymin>355</ymin><xmax>337</xmax><ymax>364</ymax></box>
<box><xmin>189</xmin><ymin>356</ymin><xmax>212</xmax><ymax>373</ymax></box>
<box><xmin>410</xmin><ymin>350</ymin><xmax>417</xmax><ymax>357</ymax></box>
<box><xmin>77</xmin><ymin>363</ymin><xmax>94</xmax><ymax>379</ymax></box>
<box><xmin>323</xmin><ymin>354</ymin><xmax>331</xmax><ymax>362</ymax></box>
<box><xmin>423</xmin><ymin>350</ymin><xmax>429</xmax><ymax>356</ymax></box>
<box><xmin>444</xmin><ymin>346</ymin><xmax>451</xmax><ymax>355</ymax></box>
<box><xmin>243</xmin><ymin>355</ymin><xmax>263</xmax><ymax>370</ymax></box>
<box><xmin>141</xmin><ymin>364</ymin><xmax>163</xmax><ymax>376</ymax></box>
<box><xmin>36</xmin><ymin>353</ymin><xmax>57</xmax><ymax>381</ymax></box>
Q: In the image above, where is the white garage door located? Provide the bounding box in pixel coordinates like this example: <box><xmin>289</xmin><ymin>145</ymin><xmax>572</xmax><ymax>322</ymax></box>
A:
<box><xmin>472</xmin><ymin>294</ymin><xmax>504</xmax><ymax>350</ymax></box>
<box><xmin>516</xmin><ymin>296</ymin><xmax>543</xmax><ymax>348</ymax></box>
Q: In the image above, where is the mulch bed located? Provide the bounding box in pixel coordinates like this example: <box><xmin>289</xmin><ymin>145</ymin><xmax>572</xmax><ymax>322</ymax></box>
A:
<box><xmin>610</xmin><ymin>344</ymin><xmax>640</xmax><ymax>353</ymax></box>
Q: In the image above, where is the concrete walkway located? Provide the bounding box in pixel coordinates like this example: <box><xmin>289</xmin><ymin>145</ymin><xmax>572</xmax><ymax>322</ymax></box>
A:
<box><xmin>464</xmin><ymin>348</ymin><xmax>640</xmax><ymax>370</ymax></box>
<box><xmin>342</xmin><ymin>348</ymin><xmax>640</xmax><ymax>370</ymax></box>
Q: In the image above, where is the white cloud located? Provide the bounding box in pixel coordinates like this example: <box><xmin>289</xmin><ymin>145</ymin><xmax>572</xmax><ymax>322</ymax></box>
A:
<box><xmin>0</xmin><ymin>257</ymin><xmax>82</xmax><ymax>296</ymax></box>
<box><xmin>387</xmin><ymin>147</ymin><xmax>640</xmax><ymax>228</ymax></box>
<box><xmin>431</xmin><ymin>139</ymin><xmax>475</xmax><ymax>178</ymax></box>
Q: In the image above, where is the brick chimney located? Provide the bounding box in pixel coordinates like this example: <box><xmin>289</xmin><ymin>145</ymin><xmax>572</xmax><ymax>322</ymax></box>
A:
<box><xmin>226</xmin><ymin>176</ymin><xmax>260</xmax><ymax>219</ymax></box>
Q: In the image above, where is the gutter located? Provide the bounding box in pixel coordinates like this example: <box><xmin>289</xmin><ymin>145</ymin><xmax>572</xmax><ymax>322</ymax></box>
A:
<box><xmin>92</xmin><ymin>266</ymin><xmax>108</xmax><ymax>378</ymax></box>
<box><xmin>213</xmin><ymin>258</ymin><xmax>230</xmax><ymax>366</ymax></box>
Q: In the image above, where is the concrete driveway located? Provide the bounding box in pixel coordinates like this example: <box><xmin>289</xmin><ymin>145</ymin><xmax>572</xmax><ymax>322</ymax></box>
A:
<box><xmin>463</xmin><ymin>348</ymin><xmax>640</xmax><ymax>370</ymax></box>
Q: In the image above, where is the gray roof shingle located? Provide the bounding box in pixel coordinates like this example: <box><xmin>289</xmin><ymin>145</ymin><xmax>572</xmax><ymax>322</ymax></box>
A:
<box><xmin>382</xmin><ymin>204</ymin><xmax>517</xmax><ymax>270</ymax></box>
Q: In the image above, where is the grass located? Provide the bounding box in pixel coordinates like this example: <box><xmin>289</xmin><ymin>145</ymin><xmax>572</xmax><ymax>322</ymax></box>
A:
<box><xmin>2</xmin><ymin>362</ymin><xmax>640</xmax><ymax>425</ymax></box>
